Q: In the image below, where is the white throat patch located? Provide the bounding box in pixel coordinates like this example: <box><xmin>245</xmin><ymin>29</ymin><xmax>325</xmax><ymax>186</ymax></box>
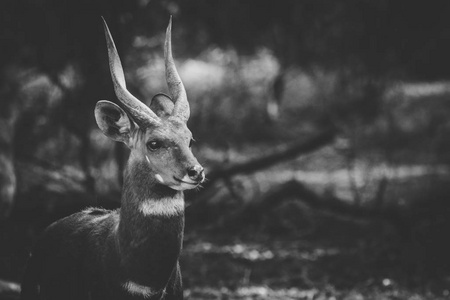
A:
<box><xmin>139</xmin><ymin>197</ymin><xmax>184</xmax><ymax>217</ymax></box>
<box><xmin>122</xmin><ymin>281</ymin><xmax>163</xmax><ymax>298</ymax></box>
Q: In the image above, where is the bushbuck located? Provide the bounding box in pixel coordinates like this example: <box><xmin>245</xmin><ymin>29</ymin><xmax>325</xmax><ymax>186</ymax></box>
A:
<box><xmin>20</xmin><ymin>17</ymin><xmax>204</xmax><ymax>300</ymax></box>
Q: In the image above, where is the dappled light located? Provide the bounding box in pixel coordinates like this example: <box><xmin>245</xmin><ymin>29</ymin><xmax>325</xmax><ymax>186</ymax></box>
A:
<box><xmin>2</xmin><ymin>1</ymin><xmax>450</xmax><ymax>299</ymax></box>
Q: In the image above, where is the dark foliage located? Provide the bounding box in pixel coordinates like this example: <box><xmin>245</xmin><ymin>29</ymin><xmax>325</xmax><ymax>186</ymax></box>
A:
<box><xmin>1</xmin><ymin>1</ymin><xmax>450</xmax><ymax>299</ymax></box>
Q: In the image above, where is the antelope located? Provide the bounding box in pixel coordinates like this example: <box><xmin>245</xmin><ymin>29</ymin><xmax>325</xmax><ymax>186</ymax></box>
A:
<box><xmin>20</xmin><ymin>17</ymin><xmax>204</xmax><ymax>300</ymax></box>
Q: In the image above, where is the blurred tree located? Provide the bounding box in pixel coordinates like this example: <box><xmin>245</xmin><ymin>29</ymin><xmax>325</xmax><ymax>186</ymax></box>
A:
<box><xmin>173</xmin><ymin>0</ymin><xmax>450</xmax><ymax>79</ymax></box>
<box><xmin>0</xmin><ymin>0</ymin><xmax>143</xmax><ymax>218</ymax></box>
<box><xmin>1</xmin><ymin>1</ymin><xmax>450</xmax><ymax>294</ymax></box>
<box><xmin>1</xmin><ymin>0</ymin><xmax>450</xmax><ymax>217</ymax></box>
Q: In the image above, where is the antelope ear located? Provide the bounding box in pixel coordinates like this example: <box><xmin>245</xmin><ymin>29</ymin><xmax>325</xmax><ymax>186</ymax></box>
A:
<box><xmin>150</xmin><ymin>93</ymin><xmax>174</xmax><ymax>118</ymax></box>
<box><xmin>95</xmin><ymin>100</ymin><xmax>133</xmax><ymax>145</ymax></box>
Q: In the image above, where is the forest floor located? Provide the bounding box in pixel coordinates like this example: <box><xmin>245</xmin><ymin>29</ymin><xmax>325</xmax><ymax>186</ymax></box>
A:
<box><xmin>1</xmin><ymin>219</ymin><xmax>449</xmax><ymax>300</ymax></box>
<box><xmin>2</xmin><ymin>190</ymin><xmax>450</xmax><ymax>299</ymax></box>
<box><xmin>181</xmin><ymin>218</ymin><xmax>450</xmax><ymax>300</ymax></box>
<box><xmin>180</xmin><ymin>142</ymin><xmax>450</xmax><ymax>299</ymax></box>
<box><xmin>3</xmin><ymin>145</ymin><xmax>450</xmax><ymax>300</ymax></box>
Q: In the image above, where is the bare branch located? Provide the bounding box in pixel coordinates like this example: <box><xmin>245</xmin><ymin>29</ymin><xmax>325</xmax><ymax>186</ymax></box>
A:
<box><xmin>203</xmin><ymin>129</ymin><xmax>336</xmax><ymax>190</ymax></box>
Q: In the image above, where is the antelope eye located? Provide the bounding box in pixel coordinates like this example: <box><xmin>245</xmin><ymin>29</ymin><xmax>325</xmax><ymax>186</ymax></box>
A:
<box><xmin>147</xmin><ymin>140</ymin><xmax>162</xmax><ymax>151</ymax></box>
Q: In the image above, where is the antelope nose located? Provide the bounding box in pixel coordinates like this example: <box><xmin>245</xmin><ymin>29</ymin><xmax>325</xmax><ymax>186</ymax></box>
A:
<box><xmin>187</xmin><ymin>165</ymin><xmax>204</xmax><ymax>181</ymax></box>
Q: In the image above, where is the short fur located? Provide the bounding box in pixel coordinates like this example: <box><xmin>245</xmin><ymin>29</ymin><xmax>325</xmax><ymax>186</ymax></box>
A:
<box><xmin>20</xmin><ymin>18</ymin><xmax>203</xmax><ymax>300</ymax></box>
<box><xmin>21</xmin><ymin>163</ymin><xmax>185</xmax><ymax>300</ymax></box>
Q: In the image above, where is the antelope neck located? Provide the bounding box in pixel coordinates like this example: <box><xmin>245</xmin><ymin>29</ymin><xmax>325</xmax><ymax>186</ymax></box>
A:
<box><xmin>115</xmin><ymin>162</ymin><xmax>185</xmax><ymax>290</ymax></box>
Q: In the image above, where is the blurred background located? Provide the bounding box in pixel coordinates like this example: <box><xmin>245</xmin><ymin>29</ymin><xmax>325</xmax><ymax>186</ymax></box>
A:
<box><xmin>2</xmin><ymin>0</ymin><xmax>450</xmax><ymax>299</ymax></box>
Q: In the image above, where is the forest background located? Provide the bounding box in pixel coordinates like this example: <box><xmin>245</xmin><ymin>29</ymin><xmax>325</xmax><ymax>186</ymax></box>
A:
<box><xmin>2</xmin><ymin>1</ymin><xmax>450</xmax><ymax>299</ymax></box>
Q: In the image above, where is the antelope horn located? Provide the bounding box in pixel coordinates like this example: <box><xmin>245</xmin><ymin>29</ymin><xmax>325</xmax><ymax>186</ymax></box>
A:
<box><xmin>165</xmin><ymin>17</ymin><xmax>190</xmax><ymax>122</ymax></box>
<box><xmin>102</xmin><ymin>17</ymin><xmax>160</xmax><ymax>127</ymax></box>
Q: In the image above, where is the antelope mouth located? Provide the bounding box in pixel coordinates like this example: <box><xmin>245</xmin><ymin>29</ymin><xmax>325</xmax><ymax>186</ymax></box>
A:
<box><xmin>173</xmin><ymin>176</ymin><xmax>199</xmax><ymax>186</ymax></box>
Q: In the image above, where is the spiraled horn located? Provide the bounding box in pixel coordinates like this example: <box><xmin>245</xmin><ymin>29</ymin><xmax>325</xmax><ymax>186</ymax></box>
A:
<box><xmin>102</xmin><ymin>17</ymin><xmax>160</xmax><ymax>127</ymax></box>
<box><xmin>165</xmin><ymin>16</ymin><xmax>190</xmax><ymax>122</ymax></box>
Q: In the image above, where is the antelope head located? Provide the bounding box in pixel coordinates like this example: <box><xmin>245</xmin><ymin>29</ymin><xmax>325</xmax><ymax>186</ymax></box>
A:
<box><xmin>95</xmin><ymin>18</ymin><xmax>204</xmax><ymax>191</ymax></box>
